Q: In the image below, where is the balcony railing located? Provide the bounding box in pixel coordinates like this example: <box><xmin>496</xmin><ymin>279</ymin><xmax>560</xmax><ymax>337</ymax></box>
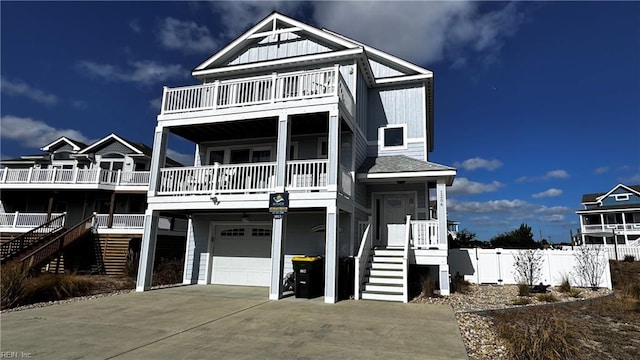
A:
<box><xmin>95</xmin><ymin>214</ymin><xmax>146</xmax><ymax>229</ymax></box>
<box><xmin>0</xmin><ymin>168</ymin><xmax>150</xmax><ymax>187</ymax></box>
<box><xmin>161</xmin><ymin>67</ymin><xmax>353</xmax><ymax>115</ymax></box>
<box><xmin>0</xmin><ymin>212</ymin><xmax>66</xmax><ymax>229</ymax></box>
<box><xmin>157</xmin><ymin>159</ymin><xmax>331</xmax><ymax>196</ymax></box>
<box><xmin>583</xmin><ymin>223</ymin><xmax>640</xmax><ymax>232</ymax></box>
<box><xmin>410</xmin><ymin>220</ymin><xmax>440</xmax><ymax>248</ymax></box>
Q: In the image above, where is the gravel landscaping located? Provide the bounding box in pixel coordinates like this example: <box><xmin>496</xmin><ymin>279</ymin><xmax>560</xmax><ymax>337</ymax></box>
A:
<box><xmin>413</xmin><ymin>284</ymin><xmax>613</xmax><ymax>360</ymax></box>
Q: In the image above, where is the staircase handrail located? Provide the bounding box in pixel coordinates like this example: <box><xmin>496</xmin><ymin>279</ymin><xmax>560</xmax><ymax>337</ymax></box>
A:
<box><xmin>0</xmin><ymin>213</ymin><xmax>66</xmax><ymax>260</ymax></box>
<box><xmin>354</xmin><ymin>219</ymin><xmax>373</xmax><ymax>300</ymax></box>
<box><xmin>19</xmin><ymin>215</ymin><xmax>95</xmax><ymax>271</ymax></box>
<box><xmin>403</xmin><ymin>215</ymin><xmax>411</xmax><ymax>303</ymax></box>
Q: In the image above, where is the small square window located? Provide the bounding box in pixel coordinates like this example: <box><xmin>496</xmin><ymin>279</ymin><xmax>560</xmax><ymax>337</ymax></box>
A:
<box><xmin>383</xmin><ymin>127</ymin><xmax>404</xmax><ymax>147</ymax></box>
<box><xmin>615</xmin><ymin>194</ymin><xmax>629</xmax><ymax>201</ymax></box>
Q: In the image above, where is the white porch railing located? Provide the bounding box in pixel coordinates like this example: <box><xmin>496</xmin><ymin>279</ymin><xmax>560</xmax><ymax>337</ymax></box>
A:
<box><xmin>0</xmin><ymin>212</ymin><xmax>65</xmax><ymax>229</ymax></box>
<box><xmin>584</xmin><ymin>223</ymin><xmax>640</xmax><ymax>232</ymax></box>
<box><xmin>286</xmin><ymin>159</ymin><xmax>328</xmax><ymax>190</ymax></box>
<box><xmin>410</xmin><ymin>220</ymin><xmax>440</xmax><ymax>248</ymax></box>
<box><xmin>161</xmin><ymin>67</ymin><xmax>348</xmax><ymax>115</ymax></box>
<box><xmin>354</xmin><ymin>218</ymin><xmax>373</xmax><ymax>301</ymax></box>
<box><xmin>94</xmin><ymin>214</ymin><xmax>145</xmax><ymax>229</ymax></box>
<box><xmin>0</xmin><ymin>168</ymin><xmax>150</xmax><ymax>187</ymax></box>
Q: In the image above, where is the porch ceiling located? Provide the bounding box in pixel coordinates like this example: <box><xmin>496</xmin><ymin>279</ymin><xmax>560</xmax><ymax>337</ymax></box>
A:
<box><xmin>170</xmin><ymin>113</ymin><xmax>330</xmax><ymax>143</ymax></box>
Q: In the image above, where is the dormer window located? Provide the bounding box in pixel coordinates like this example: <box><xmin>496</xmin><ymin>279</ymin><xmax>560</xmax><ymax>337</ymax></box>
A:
<box><xmin>53</xmin><ymin>151</ymin><xmax>73</xmax><ymax>160</ymax></box>
<box><xmin>379</xmin><ymin>125</ymin><xmax>407</xmax><ymax>149</ymax></box>
<box><xmin>615</xmin><ymin>194</ymin><xmax>629</xmax><ymax>201</ymax></box>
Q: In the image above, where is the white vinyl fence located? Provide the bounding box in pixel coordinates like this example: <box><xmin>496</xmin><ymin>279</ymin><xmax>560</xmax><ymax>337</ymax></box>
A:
<box><xmin>449</xmin><ymin>248</ymin><xmax>612</xmax><ymax>289</ymax></box>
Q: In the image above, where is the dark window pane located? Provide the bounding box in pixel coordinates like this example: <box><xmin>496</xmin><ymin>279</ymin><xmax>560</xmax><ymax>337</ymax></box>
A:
<box><xmin>384</xmin><ymin>128</ymin><xmax>404</xmax><ymax>147</ymax></box>
<box><xmin>230</xmin><ymin>149</ymin><xmax>250</xmax><ymax>163</ymax></box>
<box><xmin>209</xmin><ymin>150</ymin><xmax>225</xmax><ymax>165</ymax></box>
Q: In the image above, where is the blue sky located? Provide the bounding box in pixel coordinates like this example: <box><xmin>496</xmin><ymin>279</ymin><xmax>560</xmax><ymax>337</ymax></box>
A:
<box><xmin>1</xmin><ymin>2</ymin><xmax>639</xmax><ymax>242</ymax></box>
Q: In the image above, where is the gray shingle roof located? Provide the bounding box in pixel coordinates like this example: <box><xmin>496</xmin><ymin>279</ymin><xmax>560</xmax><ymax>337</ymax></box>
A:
<box><xmin>358</xmin><ymin>155</ymin><xmax>455</xmax><ymax>174</ymax></box>
<box><xmin>581</xmin><ymin>184</ymin><xmax>640</xmax><ymax>203</ymax></box>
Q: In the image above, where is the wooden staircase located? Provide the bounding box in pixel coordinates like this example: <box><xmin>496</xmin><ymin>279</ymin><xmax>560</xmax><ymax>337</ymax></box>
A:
<box><xmin>360</xmin><ymin>247</ymin><xmax>406</xmax><ymax>302</ymax></box>
<box><xmin>0</xmin><ymin>214</ymin><xmax>66</xmax><ymax>264</ymax></box>
<box><xmin>2</xmin><ymin>215</ymin><xmax>95</xmax><ymax>272</ymax></box>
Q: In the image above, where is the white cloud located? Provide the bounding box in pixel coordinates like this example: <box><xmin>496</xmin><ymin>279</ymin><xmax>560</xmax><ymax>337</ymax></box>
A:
<box><xmin>454</xmin><ymin>157</ymin><xmax>503</xmax><ymax>171</ymax></box>
<box><xmin>534</xmin><ymin>205</ymin><xmax>571</xmax><ymax>215</ymax></box>
<box><xmin>149</xmin><ymin>97</ymin><xmax>162</xmax><ymax>111</ymax></box>
<box><xmin>448</xmin><ymin>199</ymin><xmax>570</xmax><ymax>218</ymax></box>
<box><xmin>517</xmin><ymin>169</ymin><xmax>569</xmax><ymax>182</ymax></box>
<box><xmin>312</xmin><ymin>2</ymin><xmax>523</xmax><ymax>66</ymax></box>
<box><xmin>532</xmin><ymin>188</ymin><xmax>563</xmax><ymax>198</ymax></box>
<box><xmin>0</xmin><ymin>77</ymin><xmax>58</xmax><ymax>105</ymax></box>
<box><xmin>71</xmin><ymin>100</ymin><xmax>87</xmax><ymax>109</ymax></box>
<box><xmin>158</xmin><ymin>18</ymin><xmax>218</xmax><ymax>54</ymax></box>
<box><xmin>77</xmin><ymin>60</ymin><xmax>187</xmax><ymax>85</ymax></box>
<box><xmin>449</xmin><ymin>177</ymin><xmax>504</xmax><ymax>195</ymax></box>
<box><xmin>539</xmin><ymin>214</ymin><xmax>565</xmax><ymax>222</ymax></box>
<box><xmin>129</xmin><ymin>19</ymin><xmax>141</xmax><ymax>33</ymax></box>
<box><xmin>594</xmin><ymin>166</ymin><xmax>608</xmax><ymax>174</ymax></box>
<box><xmin>0</xmin><ymin>115</ymin><xmax>92</xmax><ymax>148</ymax></box>
<box><xmin>622</xmin><ymin>173</ymin><xmax>640</xmax><ymax>183</ymax></box>
<box><xmin>210</xmin><ymin>2</ymin><xmax>304</xmax><ymax>39</ymax></box>
<box><xmin>166</xmin><ymin>149</ymin><xmax>193</xmax><ymax>166</ymax></box>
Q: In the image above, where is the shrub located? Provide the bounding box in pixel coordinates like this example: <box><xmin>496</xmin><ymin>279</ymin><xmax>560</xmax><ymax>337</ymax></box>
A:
<box><xmin>421</xmin><ymin>277</ymin><xmax>438</xmax><ymax>298</ymax></box>
<box><xmin>536</xmin><ymin>293</ymin><xmax>559</xmax><ymax>302</ymax></box>
<box><xmin>517</xmin><ymin>283</ymin><xmax>530</xmax><ymax>297</ymax></box>
<box><xmin>512</xmin><ymin>297</ymin><xmax>531</xmax><ymax>305</ymax></box>
<box><xmin>1</xmin><ymin>265</ymin><xmax>29</xmax><ymax>309</ymax></box>
<box><xmin>558</xmin><ymin>276</ymin><xmax>572</xmax><ymax>293</ymax></box>
<box><xmin>513</xmin><ymin>249</ymin><xmax>543</xmax><ymax>287</ymax></box>
<box><xmin>451</xmin><ymin>272</ymin><xmax>471</xmax><ymax>294</ymax></box>
<box><xmin>621</xmin><ymin>283</ymin><xmax>640</xmax><ymax>300</ymax></box>
<box><xmin>24</xmin><ymin>274</ymin><xmax>95</xmax><ymax>303</ymax></box>
<box><xmin>565</xmin><ymin>288</ymin><xmax>583</xmax><ymax>298</ymax></box>
<box><xmin>152</xmin><ymin>258</ymin><xmax>184</xmax><ymax>286</ymax></box>
<box><xmin>623</xmin><ymin>255</ymin><xmax>636</xmax><ymax>262</ymax></box>
<box><xmin>574</xmin><ymin>246</ymin><xmax>607</xmax><ymax>290</ymax></box>
<box><xmin>493</xmin><ymin>308</ymin><xmax>584</xmax><ymax>360</ymax></box>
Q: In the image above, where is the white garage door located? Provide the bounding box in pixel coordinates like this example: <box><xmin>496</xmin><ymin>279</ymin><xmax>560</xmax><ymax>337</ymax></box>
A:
<box><xmin>211</xmin><ymin>226</ymin><xmax>272</xmax><ymax>286</ymax></box>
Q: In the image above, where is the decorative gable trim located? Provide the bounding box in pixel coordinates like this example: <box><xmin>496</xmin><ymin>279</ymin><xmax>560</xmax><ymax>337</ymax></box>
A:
<box><xmin>79</xmin><ymin>133</ymin><xmax>143</xmax><ymax>155</ymax></box>
<box><xmin>596</xmin><ymin>184</ymin><xmax>640</xmax><ymax>202</ymax></box>
<box><xmin>40</xmin><ymin>137</ymin><xmax>83</xmax><ymax>152</ymax></box>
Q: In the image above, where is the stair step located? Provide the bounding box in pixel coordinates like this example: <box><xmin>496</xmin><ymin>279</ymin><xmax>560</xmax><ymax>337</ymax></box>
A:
<box><xmin>371</xmin><ymin>256</ymin><xmax>403</xmax><ymax>263</ymax></box>
<box><xmin>365</xmin><ymin>284</ymin><xmax>403</xmax><ymax>293</ymax></box>
<box><xmin>361</xmin><ymin>292</ymin><xmax>405</xmax><ymax>302</ymax></box>
<box><xmin>371</xmin><ymin>262</ymin><xmax>403</xmax><ymax>270</ymax></box>
<box><xmin>367</xmin><ymin>276</ymin><xmax>403</xmax><ymax>284</ymax></box>
<box><xmin>373</xmin><ymin>249</ymin><xmax>404</xmax><ymax>256</ymax></box>
<box><xmin>369</xmin><ymin>269</ymin><xmax>403</xmax><ymax>277</ymax></box>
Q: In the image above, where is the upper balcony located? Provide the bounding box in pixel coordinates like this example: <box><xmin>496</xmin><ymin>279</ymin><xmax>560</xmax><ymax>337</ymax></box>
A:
<box><xmin>583</xmin><ymin>223</ymin><xmax>640</xmax><ymax>233</ymax></box>
<box><xmin>0</xmin><ymin>167</ymin><xmax>150</xmax><ymax>192</ymax></box>
<box><xmin>159</xmin><ymin>67</ymin><xmax>355</xmax><ymax>119</ymax></box>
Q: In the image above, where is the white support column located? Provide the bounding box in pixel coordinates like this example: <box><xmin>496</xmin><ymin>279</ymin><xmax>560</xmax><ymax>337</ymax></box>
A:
<box><xmin>579</xmin><ymin>215</ymin><xmax>586</xmax><ymax>245</ymax></box>
<box><xmin>136</xmin><ymin>209</ymin><xmax>160</xmax><ymax>292</ymax></box>
<box><xmin>600</xmin><ymin>213</ymin><xmax>606</xmax><ymax>244</ymax></box>
<box><xmin>275</xmin><ymin>113</ymin><xmax>290</xmax><ymax>192</ymax></box>
<box><xmin>148</xmin><ymin>126</ymin><xmax>169</xmax><ymax>197</ymax></box>
<box><xmin>269</xmin><ymin>215</ymin><xmax>287</xmax><ymax>300</ymax></box>
<box><xmin>327</xmin><ymin>109</ymin><xmax>340</xmax><ymax>192</ymax></box>
<box><xmin>436</xmin><ymin>179</ymin><xmax>448</xmax><ymax>246</ymax></box>
<box><xmin>439</xmin><ymin>264</ymin><xmax>450</xmax><ymax>296</ymax></box>
<box><xmin>325</xmin><ymin>205</ymin><xmax>338</xmax><ymax>303</ymax></box>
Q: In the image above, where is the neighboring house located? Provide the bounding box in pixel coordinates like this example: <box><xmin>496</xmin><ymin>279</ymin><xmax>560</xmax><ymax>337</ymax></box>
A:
<box><xmin>576</xmin><ymin>183</ymin><xmax>640</xmax><ymax>246</ymax></box>
<box><xmin>137</xmin><ymin>12</ymin><xmax>456</xmax><ymax>303</ymax></box>
<box><xmin>0</xmin><ymin>134</ymin><xmax>186</xmax><ymax>275</ymax></box>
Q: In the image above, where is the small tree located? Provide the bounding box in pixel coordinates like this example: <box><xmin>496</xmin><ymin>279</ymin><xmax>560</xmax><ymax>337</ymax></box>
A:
<box><xmin>513</xmin><ymin>249</ymin><xmax>544</xmax><ymax>287</ymax></box>
<box><xmin>574</xmin><ymin>246</ymin><xmax>607</xmax><ymax>290</ymax></box>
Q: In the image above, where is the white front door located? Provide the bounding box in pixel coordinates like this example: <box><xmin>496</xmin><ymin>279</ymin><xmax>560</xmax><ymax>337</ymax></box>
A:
<box><xmin>211</xmin><ymin>225</ymin><xmax>272</xmax><ymax>286</ymax></box>
<box><xmin>380</xmin><ymin>194</ymin><xmax>414</xmax><ymax>247</ymax></box>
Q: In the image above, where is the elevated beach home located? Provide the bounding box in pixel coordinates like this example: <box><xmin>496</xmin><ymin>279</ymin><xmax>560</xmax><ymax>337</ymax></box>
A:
<box><xmin>0</xmin><ymin>134</ymin><xmax>186</xmax><ymax>275</ymax></box>
<box><xmin>138</xmin><ymin>12</ymin><xmax>456</xmax><ymax>303</ymax></box>
<box><xmin>577</xmin><ymin>184</ymin><xmax>640</xmax><ymax>246</ymax></box>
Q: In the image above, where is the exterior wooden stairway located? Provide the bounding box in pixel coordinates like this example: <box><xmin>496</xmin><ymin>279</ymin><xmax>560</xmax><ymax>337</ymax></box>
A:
<box><xmin>2</xmin><ymin>215</ymin><xmax>95</xmax><ymax>272</ymax></box>
<box><xmin>0</xmin><ymin>213</ymin><xmax>66</xmax><ymax>264</ymax></box>
<box><xmin>360</xmin><ymin>247</ymin><xmax>406</xmax><ymax>302</ymax></box>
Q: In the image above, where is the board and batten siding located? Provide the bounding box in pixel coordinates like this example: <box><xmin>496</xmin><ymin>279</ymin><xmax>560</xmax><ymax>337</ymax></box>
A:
<box><xmin>366</xmin><ymin>85</ymin><xmax>425</xmax><ymax>139</ymax></box>
<box><xmin>369</xmin><ymin>59</ymin><xmax>406</xmax><ymax>78</ymax></box>
<box><xmin>367</xmin><ymin>141</ymin><xmax>425</xmax><ymax>161</ymax></box>
<box><xmin>227</xmin><ymin>32</ymin><xmax>334</xmax><ymax>66</ymax></box>
<box><xmin>94</xmin><ymin>141</ymin><xmax>136</xmax><ymax>156</ymax></box>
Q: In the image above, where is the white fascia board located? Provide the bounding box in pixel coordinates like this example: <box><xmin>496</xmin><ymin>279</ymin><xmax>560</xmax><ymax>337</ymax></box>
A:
<box><xmin>358</xmin><ymin>170</ymin><xmax>457</xmax><ymax>180</ymax></box>
<box><xmin>247</xmin><ymin>27</ymin><xmax>302</xmax><ymax>39</ymax></box>
<box><xmin>596</xmin><ymin>184</ymin><xmax>640</xmax><ymax>201</ymax></box>
<box><xmin>576</xmin><ymin>207</ymin><xmax>640</xmax><ymax>214</ymax></box>
<box><xmin>79</xmin><ymin>134</ymin><xmax>143</xmax><ymax>155</ymax></box>
<box><xmin>41</xmin><ymin>137</ymin><xmax>82</xmax><ymax>152</ymax></box>
<box><xmin>375</xmin><ymin>74</ymin><xmax>433</xmax><ymax>86</ymax></box>
<box><xmin>323</xmin><ymin>28</ymin><xmax>432</xmax><ymax>75</ymax></box>
<box><xmin>195</xmin><ymin>13</ymin><xmax>357</xmax><ymax>72</ymax></box>
<box><xmin>192</xmin><ymin>48</ymin><xmax>364</xmax><ymax>78</ymax></box>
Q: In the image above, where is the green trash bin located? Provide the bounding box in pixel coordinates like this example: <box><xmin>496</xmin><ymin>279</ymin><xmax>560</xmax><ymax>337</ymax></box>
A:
<box><xmin>292</xmin><ymin>256</ymin><xmax>324</xmax><ymax>298</ymax></box>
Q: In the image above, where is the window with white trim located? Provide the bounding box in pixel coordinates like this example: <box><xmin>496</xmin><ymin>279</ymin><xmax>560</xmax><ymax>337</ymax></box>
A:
<box><xmin>379</xmin><ymin>125</ymin><xmax>407</xmax><ymax>149</ymax></box>
<box><xmin>615</xmin><ymin>194</ymin><xmax>629</xmax><ymax>201</ymax></box>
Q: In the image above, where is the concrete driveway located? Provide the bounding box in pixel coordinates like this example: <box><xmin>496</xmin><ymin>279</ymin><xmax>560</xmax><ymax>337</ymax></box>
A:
<box><xmin>1</xmin><ymin>285</ymin><xmax>468</xmax><ymax>359</ymax></box>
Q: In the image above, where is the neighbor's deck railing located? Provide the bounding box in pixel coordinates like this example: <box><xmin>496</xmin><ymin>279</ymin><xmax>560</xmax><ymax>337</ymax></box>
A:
<box><xmin>583</xmin><ymin>223</ymin><xmax>640</xmax><ymax>232</ymax></box>
<box><xmin>0</xmin><ymin>212</ymin><xmax>66</xmax><ymax>229</ymax></box>
<box><xmin>0</xmin><ymin>168</ymin><xmax>149</xmax><ymax>186</ymax></box>
<box><xmin>161</xmin><ymin>67</ymin><xmax>354</xmax><ymax>116</ymax></box>
<box><xmin>158</xmin><ymin>159</ymin><xmax>331</xmax><ymax>196</ymax></box>
<box><xmin>94</xmin><ymin>214</ymin><xmax>146</xmax><ymax>229</ymax></box>
<box><xmin>410</xmin><ymin>220</ymin><xmax>440</xmax><ymax>248</ymax></box>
